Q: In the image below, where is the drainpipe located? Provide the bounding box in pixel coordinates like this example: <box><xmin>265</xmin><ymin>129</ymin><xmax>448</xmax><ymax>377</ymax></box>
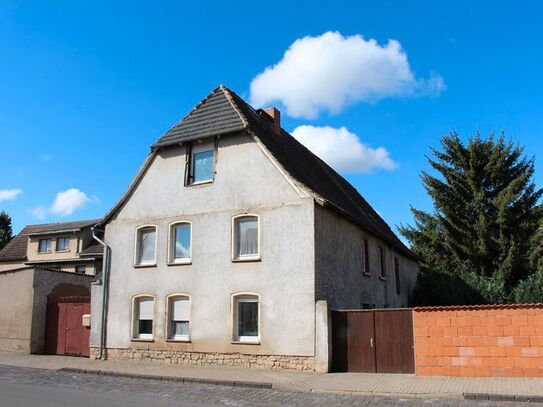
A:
<box><xmin>91</xmin><ymin>226</ymin><xmax>110</xmax><ymax>360</ymax></box>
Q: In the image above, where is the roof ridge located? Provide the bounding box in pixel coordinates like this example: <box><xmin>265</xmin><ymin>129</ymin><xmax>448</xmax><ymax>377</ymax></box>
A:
<box><xmin>23</xmin><ymin>218</ymin><xmax>101</xmax><ymax>229</ymax></box>
<box><xmin>159</xmin><ymin>85</ymin><xmax>230</xmax><ymax>138</ymax></box>
<box><xmin>219</xmin><ymin>85</ymin><xmax>249</xmax><ymax>129</ymax></box>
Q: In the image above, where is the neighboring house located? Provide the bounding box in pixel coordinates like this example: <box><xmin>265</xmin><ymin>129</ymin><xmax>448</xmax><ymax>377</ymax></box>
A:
<box><xmin>0</xmin><ymin>220</ymin><xmax>102</xmax><ymax>355</ymax></box>
<box><xmin>91</xmin><ymin>85</ymin><xmax>419</xmax><ymax>371</ymax></box>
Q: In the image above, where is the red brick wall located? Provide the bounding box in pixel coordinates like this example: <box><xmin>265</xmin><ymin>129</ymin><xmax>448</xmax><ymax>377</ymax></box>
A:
<box><xmin>414</xmin><ymin>304</ymin><xmax>543</xmax><ymax>377</ymax></box>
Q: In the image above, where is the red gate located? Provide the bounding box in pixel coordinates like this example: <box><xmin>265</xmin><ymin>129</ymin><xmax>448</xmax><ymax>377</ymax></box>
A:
<box><xmin>45</xmin><ymin>301</ymin><xmax>90</xmax><ymax>357</ymax></box>
<box><xmin>332</xmin><ymin>309</ymin><xmax>415</xmax><ymax>373</ymax></box>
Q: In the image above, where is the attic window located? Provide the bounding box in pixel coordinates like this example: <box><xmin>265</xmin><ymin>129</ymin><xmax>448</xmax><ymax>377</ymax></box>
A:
<box><xmin>38</xmin><ymin>238</ymin><xmax>52</xmax><ymax>253</ymax></box>
<box><xmin>186</xmin><ymin>141</ymin><xmax>214</xmax><ymax>185</ymax></box>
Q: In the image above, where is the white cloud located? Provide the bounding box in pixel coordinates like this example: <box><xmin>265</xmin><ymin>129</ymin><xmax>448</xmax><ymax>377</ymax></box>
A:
<box><xmin>291</xmin><ymin>125</ymin><xmax>397</xmax><ymax>173</ymax></box>
<box><xmin>29</xmin><ymin>188</ymin><xmax>94</xmax><ymax>220</ymax></box>
<box><xmin>0</xmin><ymin>188</ymin><xmax>22</xmax><ymax>202</ymax></box>
<box><xmin>29</xmin><ymin>206</ymin><xmax>48</xmax><ymax>220</ymax></box>
<box><xmin>250</xmin><ymin>31</ymin><xmax>445</xmax><ymax>118</ymax></box>
<box><xmin>51</xmin><ymin>188</ymin><xmax>92</xmax><ymax>216</ymax></box>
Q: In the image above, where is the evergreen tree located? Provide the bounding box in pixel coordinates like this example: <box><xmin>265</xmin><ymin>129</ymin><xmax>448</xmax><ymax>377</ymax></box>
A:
<box><xmin>0</xmin><ymin>211</ymin><xmax>13</xmax><ymax>250</ymax></box>
<box><xmin>400</xmin><ymin>133</ymin><xmax>543</xmax><ymax>304</ymax></box>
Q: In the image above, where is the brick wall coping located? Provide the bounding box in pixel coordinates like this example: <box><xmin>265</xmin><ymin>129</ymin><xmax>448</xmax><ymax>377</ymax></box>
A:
<box><xmin>414</xmin><ymin>303</ymin><xmax>543</xmax><ymax>312</ymax></box>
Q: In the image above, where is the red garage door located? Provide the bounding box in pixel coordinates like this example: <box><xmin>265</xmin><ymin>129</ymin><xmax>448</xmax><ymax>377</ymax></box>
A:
<box><xmin>45</xmin><ymin>301</ymin><xmax>90</xmax><ymax>357</ymax></box>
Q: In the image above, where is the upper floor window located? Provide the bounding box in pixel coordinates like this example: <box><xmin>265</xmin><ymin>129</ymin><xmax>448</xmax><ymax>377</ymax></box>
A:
<box><xmin>135</xmin><ymin>226</ymin><xmax>156</xmax><ymax>266</ymax></box>
<box><xmin>394</xmin><ymin>257</ymin><xmax>401</xmax><ymax>295</ymax></box>
<box><xmin>187</xmin><ymin>141</ymin><xmax>214</xmax><ymax>185</ymax></box>
<box><xmin>233</xmin><ymin>294</ymin><xmax>260</xmax><ymax>343</ymax></box>
<box><xmin>38</xmin><ymin>238</ymin><xmax>52</xmax><ymax>253</ymax></box>
<box><xmin>169</xmin><ymin>222</ymin><xmax>191</xmax><ymax>264</ymax></box>
<box><xmin>232</xmin><ymin>215</ymin><xmax>259</xmax><ymax>260</ymax></box>
<box><xmin>56</xmin><ymin>237</ymin><xmax>70</xmax><ymax>251</ymax></box>
<box><xmin>167</xmin><ymin>295</ymin><xmax>190</xmax><ymax>341</ymax></box>
<box><xmin>377</xmin><ymin>246</ymin><xmax>386</xmax><ymax>279</ymax></box>
<box><xmin>133</xmin><ymin>296</ymin><xmax>154</xmax><ymax>340</ymax></box>
<box><xmin>362</xmin><ymin>238</ymin><xmax>370</xmax><ymax>276</ymax></box>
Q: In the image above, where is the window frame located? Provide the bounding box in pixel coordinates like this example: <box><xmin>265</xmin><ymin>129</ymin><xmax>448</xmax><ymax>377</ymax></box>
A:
<box><xmin>394</xmin><ymin>256</ymin><xmax>401</xmax><ymax>295</ymax></box>
<box><xmin>55</xmin><ymin>236</ymin><xmax>70</xmax><ymax>252</ymax></box>
<box><xmin>167</xmin><ymin>221</ymin><xmax>192</xmax><ymax>265</ymax></box>
<box><xmin>134</xmin><ymin>225</ymin><xmax>158</xmax><ymax>267</ymax></box>
<box><xmin>131</xmin><ymin>295</ymin><xmax>155</xmax><ymax>341</ymax></box>
<box><xmin>165</xmin><ymin>293</ymin><xmax>191</xmax><ymax>342</ymax></box>
<box><xmin>362</xmin><ymin>238</ymin><xmax>370</xmax><ymax>277</ymax></box>
<box><xmin>185</xmin><ymin>140</ymin><xmax>216</xmax><ymax>186</ymax></box>
<box><xmin>231</xmin><ymin>214</ymin><xmax>261</xmax><ymax>262</ymax></box>
<box><xmin>378</xmin><ymin>246</ymin><xmax>386</xmax><ymax>280</ymax></box>
<box><xmin>231</xmin><ymin>293</ymin><xmax>261</xmax><ymax>344</ymax></box>
<box><xmin>38</xmin><ymin>238</ymin><xmax>52</xmax><ymax>253</ymax></box>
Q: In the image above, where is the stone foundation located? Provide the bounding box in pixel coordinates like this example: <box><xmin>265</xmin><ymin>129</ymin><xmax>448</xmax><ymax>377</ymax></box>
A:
<box><xmin>90</xmin><ymin>347</ymin><xmax>314</xmax><ymax>371</ymax></box>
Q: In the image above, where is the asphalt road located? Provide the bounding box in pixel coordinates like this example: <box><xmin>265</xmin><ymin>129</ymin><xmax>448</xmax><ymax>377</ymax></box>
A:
<box><xmin>0</xmin><ymin>364</ymin><xmax>540</xmax><ymax>407</ymax></box>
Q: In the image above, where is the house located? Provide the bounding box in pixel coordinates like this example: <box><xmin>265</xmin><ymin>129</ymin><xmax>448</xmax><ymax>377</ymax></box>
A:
<box><xmin>0</xmin><ymin>219</ymin><xmax>102</xmax><ymax>355</ymax></box>
<box><xmin>90</xmin><ymin>85</ymin><xmax>418</xmax><ymax>371</ymax></box>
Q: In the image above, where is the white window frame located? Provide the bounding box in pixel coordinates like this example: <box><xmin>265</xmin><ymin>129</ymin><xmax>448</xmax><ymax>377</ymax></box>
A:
<box><xmin>165</xmin><ymin>293</ymin><xmax>191</xmax><ymax>342</ymax></box>
<box><xmin>55</xmin><ymin>236</ymin><xmax>70</xmax><ymax>252</ymax></box>
<box><xmin>188</xmin><ymin>141</ymin><xmax>215</xmax><ymax>185</ymax></box>
<box><xmin>231</xmin><ymin>293</ymin><xmax>261</xmax><ymax>344</ymax></box>
<box><xmin>132</xmin><ymin>295</ymin><xmax>155</xmax><ymax>341</ymax></box>
<box><xmin>134</xmin><ymin>225</ymin><xmax>157</xmax><ymax>267</ymax></box>
<box><xmin>167</xmin><ymin>221</ymin><xmax>192</xmax><ymax>265</ymax></box>
<box><xmin>38</xmin><ymin>238</ymin><xmax>52</xmax><ymax>253</ymax></box>
<box><xmin>231</xmin><ymin>214</ymin><xmax>260</xmax><ymax>262</ymax></box>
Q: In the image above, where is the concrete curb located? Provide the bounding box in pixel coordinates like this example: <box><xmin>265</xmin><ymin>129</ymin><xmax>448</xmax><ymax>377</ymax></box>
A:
<box><xmin>58</xmin><ymin>367</ymin><xmax>273</xmax><ymax>389</ymax></box>
<box><xmin>463</xmin><ymin>393</ymin><xmax>543</xmax><ymax>403</ymax></box>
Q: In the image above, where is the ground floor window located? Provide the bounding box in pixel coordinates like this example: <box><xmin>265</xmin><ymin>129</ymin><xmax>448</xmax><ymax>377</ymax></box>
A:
<box><xmin>133</xmin><ymin>296</ymin><xmax>154</xmax><ymax>339</ymax></box>
<box><xmin>233</xmin><ymin>294</ymin><xmax>259</xmax><ymax>343</ymax></box>
<box><xmin>167</xmin><ymin>295</ymin><xmax>190</xmax><ymax>341</ymax></box>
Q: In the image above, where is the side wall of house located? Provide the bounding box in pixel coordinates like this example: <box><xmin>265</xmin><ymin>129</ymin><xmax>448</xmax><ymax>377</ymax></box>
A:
<box><xmin>314</xmin><ymin>205</ymin><xmax>418</xmax><ymax>310</ymax></box>
<box><xmin>0</xmin><ymin>269</ymin><xmax>34</xmax><ymax>352</ymax></box>
<box><xmin>91</xmin><ymin>133</ymin><xmax>316</xmax><ymax>370</ymax></box>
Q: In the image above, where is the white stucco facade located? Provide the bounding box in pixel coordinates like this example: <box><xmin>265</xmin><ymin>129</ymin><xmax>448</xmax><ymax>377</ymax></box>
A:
<box><xmin>91</xmin><ymin>131</ymin><xmax>419</xmax><ymax>370</ymax></box>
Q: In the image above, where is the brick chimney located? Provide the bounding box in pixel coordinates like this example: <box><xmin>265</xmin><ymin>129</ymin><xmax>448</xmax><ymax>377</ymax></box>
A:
<box><xmin>263</xmin><ymin>107</ymin><xmax>281</xmax><ymax>134</ymax></box>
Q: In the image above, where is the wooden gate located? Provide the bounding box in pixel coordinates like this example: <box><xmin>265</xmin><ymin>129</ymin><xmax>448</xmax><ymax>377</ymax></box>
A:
<box><xmin>332</xmin><ymin>309</ymin><xmax>415</xmax><ymax>373</ymax></box>
<box><xmin>45</xmin><ymin>301</ymin><xmax>90</xmax><ymax>357</ymax></box>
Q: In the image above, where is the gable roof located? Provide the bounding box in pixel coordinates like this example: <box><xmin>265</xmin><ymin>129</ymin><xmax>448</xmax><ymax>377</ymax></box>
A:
<box><xmin>106</xmin><ymin>85</ymin><xmax>415</xmax><ymax>258</ymax></box>
<box><xmin>0</xmin><ymin>219</ymin><xmax>101</xmax><ymax>262</ymax></box>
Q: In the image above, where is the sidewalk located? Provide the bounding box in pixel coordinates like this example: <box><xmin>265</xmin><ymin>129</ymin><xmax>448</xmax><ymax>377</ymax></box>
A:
<box><xmin>1</xmin><ymin>351</ymin><xmax>543</xmax><ymax>399</ymax></box>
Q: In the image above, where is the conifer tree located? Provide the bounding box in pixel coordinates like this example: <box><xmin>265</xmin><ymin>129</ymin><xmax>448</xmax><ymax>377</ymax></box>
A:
<box><xmin>0</xmin><ymin>211</ymin><xmax>13</xmax><ymax>250</ymax></box>
<box><xmin>400</xmin><ymin>133</ymin><xmax>543</xmax><ymax>304</ymax></box>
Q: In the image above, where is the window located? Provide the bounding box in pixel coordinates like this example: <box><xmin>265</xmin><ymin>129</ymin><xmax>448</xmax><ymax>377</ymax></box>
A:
<box><xmin>233</xmin><ymin>294</ymin><xmax>259</xmax><ymax>343</ymax></box>
<box><xmin>377</xmin><ymin>246</ymin><xmax>386</xmax><ymax>279</ymax></box>
<box><xmin>394</xmin><ymin>257</ymin><xmax>401</xmax><ymax>295</ymax></box>
<box><xmin>362</xmin><ymin>238</ymin><xmax>370</xmax><ymax>276</ymax></box>
<box><xmin>167</xmin><ymin>295</ymin><xmax>190</xmax><ymax>341</ymax></box>
<box><xmin>233</xmin><ymin>215</ymin><xmax>259</xmax><ymax>260</ymax></box>
<box><xmin>169</xmin><ymin>222</ymin><xmax>191</xmax><ymax>263</ymax></box>
<box><xmin>75</xmin><ymin>265</ymin><xmax>86</xmax><ymax>274</ymax></box>
<box><xmin>133</xmin><ymin>296</ymin><xmax>154</xmax><ymax>339</ymax></box>
<box><xmin>56</xmin><ymin>237</ymin><xmax>70</xmax><ymax>251</ymax></box>
<box><xmin>38</xmin><ymin>238</ymin><xmax>52</xmax><ymax>253</ymax></box>
<box><xmin>135</xmin><ymin>226</ymin><xmax>156</xmax><ymax>266</ymax></box>
<box><xmin>187</xmin><ymin>142</ymin><xmax>214</xmax><ymax>185</ymax></box>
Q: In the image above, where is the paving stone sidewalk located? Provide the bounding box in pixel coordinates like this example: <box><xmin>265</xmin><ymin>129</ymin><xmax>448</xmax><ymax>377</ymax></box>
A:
<box><xmin>1</xmin><ymin>351</ymin><xmax>542</xmax><ymax>399</ymax></box>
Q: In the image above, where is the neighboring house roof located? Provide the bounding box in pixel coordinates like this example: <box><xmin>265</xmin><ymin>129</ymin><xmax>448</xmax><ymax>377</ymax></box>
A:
<box><xmin>0</xmin><ymin>219</ymin><xmax>101</xmax><ymax>262</ymax></box>
<box><xmin>79</xmin><ymin>241</ymin><xmax>104</xmax><ymax>256</ymax></box>
<box><xmin>105</xmin><ymin>85</ymin><xmax>416</xmax><ymax>259</ymax></box>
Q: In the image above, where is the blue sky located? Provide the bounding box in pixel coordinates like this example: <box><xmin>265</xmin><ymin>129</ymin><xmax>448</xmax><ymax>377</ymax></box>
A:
<box><xmin>1</xmin><ymin>1</ymin><xmax>543</xmax><ymax>235</ymax></box>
